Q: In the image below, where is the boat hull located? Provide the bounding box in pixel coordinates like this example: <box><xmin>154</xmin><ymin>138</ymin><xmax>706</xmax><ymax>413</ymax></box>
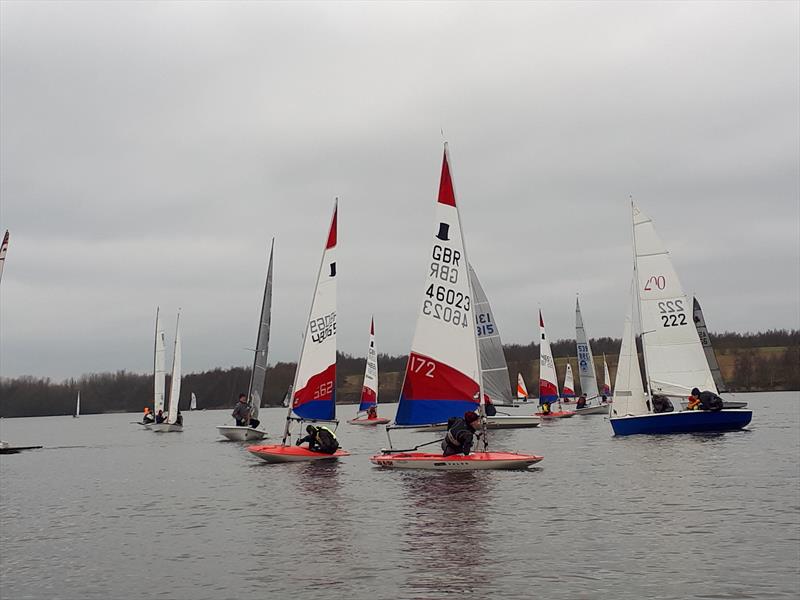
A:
<box><xmin>370</xmin><ymin>451</ymin><xmax>543</xmax><ymax>471</ymax></box>
<box><xmin>247</xmin><ymin>444</ymin><xmax>350</xmax><ymax>463</ymax></box>
<box><xmin>149</xmin><ymin>423</ymin><xmax>183</xmax><ymax>433</ymax></box>
<box><xmin>485</xmin><ymin>415</ymin><xmax>541</xmax><ymax>429</ymax></box>
<box><xmin>574</xmin><ymin>404</ymin><xmax>610</xmax><ymax>416</ymax></box>
<box><xmin>610</xmin><ymin>409</ymin><xmax>752</xmax><ymax>436</ymax></box>
<box><xmin>347</xmin><ymin>417</ymin><xmax>391</xmax><ymax>426</ymax></box>
<box><xmin>216</xmin><ymin>426</ymin><xmax>267</xmax><ymax>441</ymax></box>
<box><xmin>535</xmin><ymin>411</ymin><xmax>575</xmax><ymax>419</ymax></box>
<box><xmin>723</xmin><ymin>401</ymin><xmax>748</xmax><ymax>409</ymax></box>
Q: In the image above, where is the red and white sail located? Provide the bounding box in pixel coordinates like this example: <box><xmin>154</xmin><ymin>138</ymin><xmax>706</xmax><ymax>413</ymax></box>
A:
<box><xmin>395</xmin><ymin>145</ymin><xmax>481</xmax><ymax>426</ymax></box>
<box><xmin>562</xmin><ymin>363</ymin><xmax>576</xmax><ymax>398</ymax></box>
<box><xmin>538</xmin><ymin>310</ymin><xmax>559</xmax><ymax>404</ymax></box>
<box><xmin>602</xmin><ymin>355</ymin><xmax>612</xmax><ymax>396</ymax></box>
<box><xmin>291</xmin><ymin>201</ymin><xmax>338</xmax><ymax>421</ymax></box>
<box><xmin>358</xmin><ymin>318</ymin><xmax>378</xmax><ymax>412</ymax></box>
<box><xmin>517</xmin><ymin>373</ymin><xmax>529</xmax><ymax>400</ymax></box>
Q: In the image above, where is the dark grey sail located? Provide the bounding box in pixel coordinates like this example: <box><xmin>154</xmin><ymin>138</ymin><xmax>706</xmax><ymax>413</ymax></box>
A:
<box><xmin>248</xmin><ymin>239</ymin><xmax>274</xmax><ymax>419</ymax></box>
<box><xmin>469</xmin><ymin>264</ymin><xmax>515</xmax><ymax>406</ymax></box>
<box><xmin>692</xmin><ymin>296</ymin><xmax>727</xmax><ymax>393</ymax></box>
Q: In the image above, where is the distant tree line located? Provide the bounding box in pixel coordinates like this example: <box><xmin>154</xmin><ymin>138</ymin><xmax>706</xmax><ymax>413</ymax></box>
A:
<box><xmin>1</xmin><ymin>330</ymin><xmax>797</xmax><ymax>417</ymax></box>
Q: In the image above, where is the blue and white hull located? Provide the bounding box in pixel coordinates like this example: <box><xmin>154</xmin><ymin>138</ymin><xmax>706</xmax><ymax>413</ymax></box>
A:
<box><xmin>610</xmin><ymin>409</ymin><xmax>752</xmax><ymax>436</ymax></box>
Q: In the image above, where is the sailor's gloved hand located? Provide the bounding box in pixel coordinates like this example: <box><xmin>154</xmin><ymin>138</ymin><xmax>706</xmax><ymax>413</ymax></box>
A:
<box><xmin>295</xmin><ymin>438</ymin><xmax>301</xmax><ymax>446</ymax></box>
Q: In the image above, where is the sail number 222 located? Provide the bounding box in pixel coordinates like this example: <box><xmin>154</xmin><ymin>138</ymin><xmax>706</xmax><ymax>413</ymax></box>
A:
<box><xmin>658</xmin><ymin>299</ymin><xmax>686</xmax><ymax>327</ymax></box>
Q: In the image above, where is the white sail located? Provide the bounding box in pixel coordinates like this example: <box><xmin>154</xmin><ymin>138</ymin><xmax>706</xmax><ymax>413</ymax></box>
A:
<box><xmin>602</xmin><ymin>355</ymin><xmax>612</xmax><ymax>396</ymax></box>
<box><xmin>0</xmin><ymin>230</ymin><xmax>8</xmax><ymax>284</ymax></box>
<box><xmin>75</xmin><ymin>391</ymin><xmax>80</xmax><ymax>417</ymax></box>
<box><xmin>190</xmin><ymin>392</ymin><xmax>197</xmax><ymax>410</ymax></box>
<box><xmin>633</xmin><ymin>203</ymin><xmax>717</xmax><ymax>397</ymax></box>
<box><xmin>538</xmin><ymin>311</ymin><xmax>559</xmax><ymax>404</ymax></box>
<box><xmin>153</xmin><ymin>308</ymin><xmax>166</xmax><ymax>415</ymax></box>
<box><xmin>517</xmin><ymin>373</ymin><xmax>529</xmax><ymax>400</ymax></box>
<box><xmin>562</xmin><ymin>363</ymin><xmax>575</xmax><ymax>397</ymax></box>
<box><xmin>248</xmin><ymin>239</ymin><xmax>274</xmax><ymax>421</ymax></box>
<box><xmin>395</xmin><ymin>144</ymin><xmax>483</xmax><ymax>427</ymax></box>
<box><xmin>575</xmin><ymin>298</ymin><xmax>600</xmax><ymax>398</ymax></box>
<box><xmin>693</xmin><ymin>297</ymin><xmax>728</xmax><ymax>393</ymax></box>
<box><xmin>289</xmin><ymin>201</ymin><xmax>337</xmax><ymax>422</ymax></box>
<box><xmin>167</xmin><ymin>313</ymin><xmax>182</xmax><ymax>425</ymax></box>
<box><xmin>610</xmin><ymin>286</ymin><xmax>648</xmax><ymax>417</ymax></box>
<box><xmin>469</xmin><ymin>263</ymin><xmax>514</xmax><ymax>405</ymax></box>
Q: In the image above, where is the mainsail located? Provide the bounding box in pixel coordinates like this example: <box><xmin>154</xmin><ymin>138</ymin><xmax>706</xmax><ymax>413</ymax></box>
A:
<box><xmin>290</xmin><ymin>201</ymin><xmax>337</xmax><ymax>421</ymax></box>
<box><xmin>190</xmin><ymin>393</ymin><xmax>197</xmax><ymax>410</ymax></box>
<box><xmin>538</xmin><ymin>310</ymin><xmax>559</xmax><ymax>405</ymax></box>
<box><xmin>395</xmin><ymin>145</ymin><xmax>481</xmax><ymax>426</ymax></box>
<box><xmin>469</xmin><ymin>263</ymin><xmax>514</xmax><ymax>405</ymax></box>
<box><xmin>248</xmin><ymin>239</ymin><xmax>274</xmax><ymax>421</ymax></box>
<box><xmin>562</xmin><ymin>363</ymin><xmax>575</xmax><ymax>398</ymax></box>
<box><xmin>75</xmin><ymin>391</ymin><xmax>80</xmax><ymax>417</ymax></box>
<box><xmin>517</xmin><ymin>374</ymin><xmax>529</xmax><ymax>400</ymax></box>
<box><xmin>358</xmin><ymin>318</ymin><xmax>378</xmax><ymax>412</ymax></box>
<box><xmin>167</xmin><ymin>313</ymin><xmax>182</xmax><ymax>425</ymax></box>
<box><xmin>0</xmin><ymin>230</ymin><xmax>8</xmax><ymax>284</ymax></box>
<box><xmin>693</xmin><ymin>297</ymin><xmax>727</xmax><ymax>393</ymax></box>
<box><xmin>633</xmin><ymin>203</ymin><xmax>716</xmax><ymax>397</ymax></box>
<box><xmin>153</xmin><ymin>308</ymin><xmax>167</xmax><ymax>415</ymax></box>
<box><xmin>575</xmin><ymin>298</ymin><xmax>600</xmax><ymax>399</ymax></box>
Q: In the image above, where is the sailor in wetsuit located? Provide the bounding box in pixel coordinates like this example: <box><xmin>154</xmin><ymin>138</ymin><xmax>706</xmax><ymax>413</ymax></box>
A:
<box><xmin>688</xmin><ymin>388</ymin><xmax>724</xmax><ymax>411</ymax></box>
<box><xmin>296</xmin><ymin>425</ymin><xmax>339</xmax><ymax>454</ymax></box>
<box><xmin>441</xmin><ymin>411</ymin><xmax>481</xmax><ymax>456</ymax></box>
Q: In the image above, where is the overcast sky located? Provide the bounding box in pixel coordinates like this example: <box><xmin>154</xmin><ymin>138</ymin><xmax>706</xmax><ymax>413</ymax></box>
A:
<box><xmin>1</xmin><ymin>1</ymin><xmax>798</xmax><ymax>380</ymax></box>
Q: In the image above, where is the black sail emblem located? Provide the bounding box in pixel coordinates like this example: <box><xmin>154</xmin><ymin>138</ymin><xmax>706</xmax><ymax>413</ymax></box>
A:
<box><xmin>329</xmin><ymin>262</ymin><xmax>336</xmax><ymax>277</ymax></box>
<box><xmin>436</xmin><ymin>222</ymin><xmax>450</xmax><ymax>242</ymax></box>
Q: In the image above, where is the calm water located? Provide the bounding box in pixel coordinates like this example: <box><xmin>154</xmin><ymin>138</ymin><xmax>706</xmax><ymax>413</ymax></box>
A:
<box><xmin>1</xmin><ymin>392</ymin><xmax>798</xmax><ymax>600</ymax></box>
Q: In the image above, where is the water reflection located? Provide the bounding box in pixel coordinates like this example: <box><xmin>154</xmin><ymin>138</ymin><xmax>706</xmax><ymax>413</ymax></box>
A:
<box><xmin>398</xmin><ymin>472</ymin><xmax>493</xmax><ymax>599</ymax></box>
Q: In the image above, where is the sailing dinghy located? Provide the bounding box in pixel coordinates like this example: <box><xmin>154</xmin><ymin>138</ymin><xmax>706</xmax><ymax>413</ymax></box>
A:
<box><xmin>142</xmin><ymin>308</ymin><xmax>167</xmax><ymax>430</ymax></box>
<box><xmin>601</xmin><ymin>355</ymin><xmax>612</xmax><ymax>398</ymax></box>
<box><xmin>151</xmin><ymin>312</ymin><xmax>184</xmax><ymax>432</ymax></box>
<box><xmin>573</xmin><ymin>299</ymin><xmax>611</xmax><ymax>415</ymax></box>
<box><xmin>348</xmin><ymin>318</ymin><xmax>389</xmax><ymax>425</ymax></box>
<box><xmin>608</xmin><ymin>203</ymin><xmax>752</xmax><ymax>435</ymax></box>
<box><xmin>469</xmin><ymin>263</ymin><xmax>539</xmax><ymax>428</ymax></box>
<box><xmin>218</xmin><ymin>240</ymin><xmax>274</xmax><ymax>441</ymax></box>
<box><xmin>370</xmin><ymin>145</ymin><xmax>543</xmax><ymax>471</ymax></box>
<box><xmin>693</xmin><ymin>297</ymin><xmax>747</xmax><ymax>409</ymax></box>
<box><xmin>535</xmin><ymin>311</ymin><xmax>574</xmax><ymax>419</ymax></box>
<box><xmin>190</xmin><ymin>392</ymin><xmax>197</xmax><ymax>411</ymax></box>
<box><xmin>248</xmin><ymin>202</ymin><xmax>349</xmax><ymax>462</ymax></box>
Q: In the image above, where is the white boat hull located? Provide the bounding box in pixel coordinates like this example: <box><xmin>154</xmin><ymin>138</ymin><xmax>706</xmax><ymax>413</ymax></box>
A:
<box><xmin>216</xmin><ymin>426</ymin><xmax>267</xmax><ymax>441</ymax></box>
<box><xmin>486</xmin><ymin>415</ymin><xmax>541</xmax><ymax>429</ymax></box>
<box><xmin>149</xmin><ymin>423</ymin><xmax>183</xmax><ymax>433</ymax></box>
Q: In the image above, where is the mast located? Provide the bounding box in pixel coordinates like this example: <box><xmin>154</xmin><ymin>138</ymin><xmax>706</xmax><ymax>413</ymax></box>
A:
<box><xmin>631</xmin><ymin>201</ymin><xmax>652</xmax><ymax>409</ymax></box>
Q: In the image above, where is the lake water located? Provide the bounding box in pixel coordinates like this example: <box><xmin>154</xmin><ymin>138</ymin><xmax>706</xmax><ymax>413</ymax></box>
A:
<box><xmin>1</xmin><ymin>391</ymin><xmax>798</xmax><ymax>600</ymax></box>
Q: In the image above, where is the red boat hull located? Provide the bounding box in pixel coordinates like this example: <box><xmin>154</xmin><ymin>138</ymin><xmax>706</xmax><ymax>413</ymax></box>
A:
<box><xmin>247</xmin><ymin>444</ymin><xmax>350</xmax><ymax>463</ymax></box>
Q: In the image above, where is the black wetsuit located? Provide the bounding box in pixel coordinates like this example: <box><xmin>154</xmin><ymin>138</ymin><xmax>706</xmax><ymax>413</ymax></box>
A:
<box><xmin>296</xmin><ymin>427</ymin><xmax>339</xmax><ymax>454</ymax></box>
<box><xmin>442</xmin><ymin>417</ymin><xmax>476</xmax><ymax>456</ymax></box>
<box><xmin>697</xmin><ymin>390</ymin><xmax>724</xmax><ymax>411</ymax></box>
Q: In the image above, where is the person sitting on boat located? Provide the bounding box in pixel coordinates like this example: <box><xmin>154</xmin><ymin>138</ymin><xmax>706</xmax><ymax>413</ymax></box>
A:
<box><xmin>142</xmin><ymin>407</ymin><xmax>155</xmax><ymax>424</ymax></box>
<box><xmin>175</xmin><ymin>411</ymin><xmax>183</xmax><ymax>426</ymax></box>
<box><xmin>232</xmin><ymin>393</ymin><xmax>251</xmax><ymax>427</ymax></box>
<box><xmin>540</xmin><ymin>402</ymin><xmax>551</xmax><ymax>415</ymax></box>
<box><xmin>601</xmin><ymin>395</ymin><xmax>608</xmax><ymax>404</ymax></box>
<box><xmin>366</xmin><ymin>405</ymin><xmax>378</xmax><ymax>420</ymax></box>
<box><xmin>484</xmin><ymin>398</ymin><xmax>497</xmax><ymax>416</ymax></box>
<box><xmin>295</xmin><ymin>425</ymin><xmax>339</xmax><ymax>454</ymax></box>
<box><xmin>441</xmin><ymin>411</ymin><xmax>481</xmax><ymax>456</ymax></box>
<box><xmin>652</xmin><ymin>394</ymin><xmax>674</xmax><ymax>413</ymax></box>
<box><xmin>155</xmin><ymin>409</ymin><xmax>166</xmax><ymax>424</ymax></box>
<box><xmin>576</xmin><ymin>395</ymin><xmax>587</xmax><ymax>409</ymax></box>
<box><xmin>690</xmin><ymin>388</ymin><xmax>724</xmax><ymax>412</ymax></box>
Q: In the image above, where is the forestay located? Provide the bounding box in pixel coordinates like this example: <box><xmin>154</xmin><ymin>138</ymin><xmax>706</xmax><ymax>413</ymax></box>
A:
<box><xmin>395</xmin><ymin>146</ymin><xmax>480</xmax><ymax>426</ymax></box>
<box><xmin>633</xmin><ymin>203</ymin><xmax>716</xmax><ymax>397</ymax></box>
<box><xmin>538</xmin><ymin>311</ymin><xmax>559</xmax><ymax>404</ymax></box>
<box><xmin>611</xmin><ymin>286</ymin><xmax>648</xmax><ymax>417</ymax></box>
<box><xmin>167</xmin><ymin>313</ymin><xmax>182</xmax><ymax>424</ymax></box>
<box><xmin>248</xmin><ymin>239</ymin><xmax>274</xmax><ymax>421</ymax></box>
<box><xmin>575</xmin><ymin>298</ymin><xmax>600</xmax><ymax>398</ymax></box>
<box><xmin>291</xmin><ymin>202</ymin><xmax>337</xmax><ymax>421</ymax></box>
<box><xmin>469</xmin><ymin>263</ymin><xmax>514</xmax><ymax>405</ymax></box>
<box><xmin>693</xmin><ymin>297</ymin><xmax>728</xmax><ymax>393</ymax></box>
<box><xmin>153</xmin><ymin>308</ymin><xmax>167</xmax><ymax>415</ymax></box>
<box><xmin>359</xmin><ymin>318</ymin><xmax>378</xmax><ymax>412</ymax></box>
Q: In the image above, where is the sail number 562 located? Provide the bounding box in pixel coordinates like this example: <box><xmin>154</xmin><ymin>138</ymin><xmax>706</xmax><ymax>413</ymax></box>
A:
<box><xmin>411</xmin><ymin>356</ymin><xmax>435</xmax><ymax>378</ymax></box>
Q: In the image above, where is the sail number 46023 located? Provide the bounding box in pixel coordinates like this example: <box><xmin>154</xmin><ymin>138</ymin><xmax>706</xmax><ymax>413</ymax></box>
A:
<box><xmin>658</xmin><ymin>299</ymin><xmax>686</xmax><ymax>327</ymax></box>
